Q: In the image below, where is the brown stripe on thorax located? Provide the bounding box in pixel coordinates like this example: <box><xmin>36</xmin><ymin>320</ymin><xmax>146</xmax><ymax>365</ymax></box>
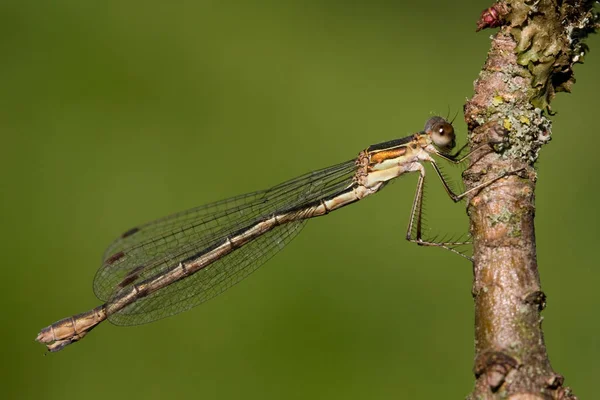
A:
<box><xmin>369</xmin><ymin>146</ymin><xmax>408</xmax><ymax>164</ymax></box>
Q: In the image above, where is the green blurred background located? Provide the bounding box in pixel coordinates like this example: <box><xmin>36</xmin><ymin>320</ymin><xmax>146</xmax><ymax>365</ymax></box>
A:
<box><xmin>2</xmin><ymin>1</ymin><xmax>598</xmax><ymax>399</ymax></box>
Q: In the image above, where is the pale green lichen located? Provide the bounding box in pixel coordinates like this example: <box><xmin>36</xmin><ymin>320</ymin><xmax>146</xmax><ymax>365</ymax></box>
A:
<box><xmin>509</xmin><ymin>1</ymin><xmax>599</xmax><ymax>110</ymax></box>
<box><xmin>484</xmin><ymin>101</ymin><xmax>552</xmax><ymax>164</ymax></box>
<box><xmin>503</xmin><ymin>108</ymin><xmax>552</xmax><ymax>163</ymax></box>
<box><xmin>487</xmin><ymin>205</ymin><xmax>524</xmax><ymax>238</ymax></box>
<box><xmin>488</xmin><ymin>207</ymin><xmax>514</xmax><ymax>227</ymax></box>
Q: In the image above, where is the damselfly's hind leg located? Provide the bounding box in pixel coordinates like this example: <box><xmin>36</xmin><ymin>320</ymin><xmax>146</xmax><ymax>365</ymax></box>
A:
<box><xmin>405</xmin><ymin>163</ymin><xmax>524</xmax><ymax>260</ymax></box>
<box><xmin>405</xmin><ymin>164</ymin><xmax>472</xmax><ymax>260</ymax></box>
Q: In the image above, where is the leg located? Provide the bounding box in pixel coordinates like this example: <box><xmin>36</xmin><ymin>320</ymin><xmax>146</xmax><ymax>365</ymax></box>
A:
<box><xmin>436</xmin><ymin>142</ymin><xmax>493</xmax><ymax>164</ymax></box>
<box><xmin>429</xmin><ymin>160</ymin><xmax>521</xmax><ymax>203</ymax></box>
<box><xmin>405</xmin><ymin>164</ymin><xmax>472</xmax><ymax>260</ymax></box>
<box><xmin>405</xmin><ymin>161</ymin><xmax>522</xmax><ymax>260</ymax></box>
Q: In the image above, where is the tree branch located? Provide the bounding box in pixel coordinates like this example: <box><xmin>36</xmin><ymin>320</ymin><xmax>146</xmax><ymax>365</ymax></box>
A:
<box><xmin>464</xmin><ymin>1</ymin><xmax>598</xmax><ymax>398</ymax></box>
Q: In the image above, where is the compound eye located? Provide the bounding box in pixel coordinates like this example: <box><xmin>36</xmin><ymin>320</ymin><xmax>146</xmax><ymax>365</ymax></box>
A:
<box><xmin>424</xmin><ymin>117</ymin><xmax>456</xmax><ymax>152</ymax></box>
<box><xmin>424</xmin><ymin>117</ymin><xmax>456</xmax><ymax>151</ymax></box>
<box><xmin>438</xmin><ymin>124</ymin><xmax>451</xmax><ymax>138</ymax></box>
<box><xmin>433</xmin><ymin>123</ymin><xmax>455</xmax><ymax>149</ymax></box>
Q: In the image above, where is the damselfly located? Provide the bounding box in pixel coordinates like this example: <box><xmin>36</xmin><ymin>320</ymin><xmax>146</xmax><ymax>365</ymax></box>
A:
<box><xmin>36</xmin><ymin>116</ymin><xmax>512</xmax><ymax>352</ymax></box>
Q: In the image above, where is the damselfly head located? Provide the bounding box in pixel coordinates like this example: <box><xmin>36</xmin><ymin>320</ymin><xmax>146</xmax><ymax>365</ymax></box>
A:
<box><xmin>424</xmin><ymin>116</ymin><xmax>456</xmax><ymax>153</ymax></box>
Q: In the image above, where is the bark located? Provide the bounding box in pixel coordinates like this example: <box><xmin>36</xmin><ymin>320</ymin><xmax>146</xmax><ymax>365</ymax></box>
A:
<box><xmin>463</xmin><ymin>1</ymin><xmax>598</xmax><ymax>399</ymax></box>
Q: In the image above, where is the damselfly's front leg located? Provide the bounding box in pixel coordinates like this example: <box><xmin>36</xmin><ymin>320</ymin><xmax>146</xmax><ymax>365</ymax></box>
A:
<box><xmin>437</xmin><ymin>139</ymin><xmax>509</xmax><ymax>166</ymax></box>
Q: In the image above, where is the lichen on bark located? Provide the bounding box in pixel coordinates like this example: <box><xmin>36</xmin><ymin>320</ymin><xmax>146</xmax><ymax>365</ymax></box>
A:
<box><xmin>465</xmin><ymin>1</ymin><xmax>598</xmax><ymax>399</ymax></box>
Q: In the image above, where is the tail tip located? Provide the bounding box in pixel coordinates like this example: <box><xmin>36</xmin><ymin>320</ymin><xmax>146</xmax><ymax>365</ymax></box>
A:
<box><xmin>35</xmin><ymin>326</ymin><xmax>53</xmax><ymax>344</ymax></box>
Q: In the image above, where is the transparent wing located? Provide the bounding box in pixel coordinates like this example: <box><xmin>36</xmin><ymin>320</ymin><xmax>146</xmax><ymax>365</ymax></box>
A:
<box><xmin>93</xmin><ymin>159</ymin><xmax>357</xmax><ymax>324</ymax></box>
<box><xmin>108</xmin><ymin>220</ymin><xmax>305</xmax><ymax>325</ymax></box>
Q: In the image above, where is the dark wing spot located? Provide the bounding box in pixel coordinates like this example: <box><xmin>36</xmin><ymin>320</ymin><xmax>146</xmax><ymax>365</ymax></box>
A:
<box><xmin>121</xmin><ymin>227</ymin><xmax>140</xmax><ymax>238</ymax></box>
<box><xmin>117</xmin><ymin>265</ymin><xmax>145</xmax><ymax>288</ymax></box>
<box><xmin>105</xmin><ymin>251</ymin><xmax>125</xmax><ymax>265</ymax></box>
